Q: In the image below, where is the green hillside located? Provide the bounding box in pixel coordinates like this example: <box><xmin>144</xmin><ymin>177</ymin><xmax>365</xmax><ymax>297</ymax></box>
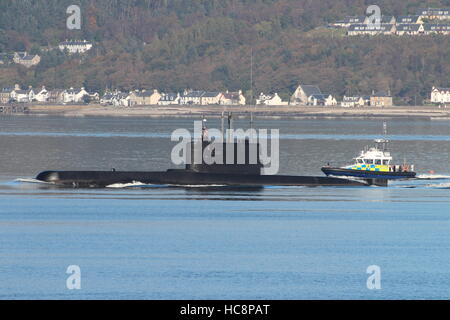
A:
<box><xmin>1</xmin><ymin>0</ymin><xmax>450</xmax><ymax>104</ymax></box>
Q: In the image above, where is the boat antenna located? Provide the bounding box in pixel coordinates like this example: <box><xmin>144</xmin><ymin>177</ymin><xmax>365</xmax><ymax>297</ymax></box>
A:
<box><xmin>221</xmin><ymin>111</ymin><xmax>225</xmax><ymax>136</ymax></box>
<box><xmin>383</xmin><ymin>121</ymin><xmax>388</xmax><ymax>151</ymax></box>
<box><xmin>228</xmin><ymin>112</ymin><xmax>233</xmax><ymax>142</ymax></box>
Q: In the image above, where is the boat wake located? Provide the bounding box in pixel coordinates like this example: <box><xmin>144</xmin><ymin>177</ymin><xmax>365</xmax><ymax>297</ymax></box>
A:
<box><xmin>416</xmin><ymin>174</ymin><xmax>450</xmax><ymax>180</ymax></box>
<box><xmin>15</xmin><ymin>178</ymin><xmax>54</xmax><ymax>185</ymax></box>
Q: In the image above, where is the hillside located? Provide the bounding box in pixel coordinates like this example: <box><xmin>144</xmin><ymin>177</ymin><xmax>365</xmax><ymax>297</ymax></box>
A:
<box><xmin>1</xmin><ymin>0</ymin><xmax>450</xmax><ymax>104</ymax></box>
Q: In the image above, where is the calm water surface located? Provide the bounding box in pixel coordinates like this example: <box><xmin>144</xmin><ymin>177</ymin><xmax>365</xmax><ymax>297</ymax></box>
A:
<box><xmin>0</xmin><ymin>116</ymin><xmax>449</xmax><ymax>300</ymax></box>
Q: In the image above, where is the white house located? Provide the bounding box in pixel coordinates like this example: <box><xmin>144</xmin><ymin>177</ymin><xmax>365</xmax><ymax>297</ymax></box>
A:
<box><xmin>417</xmin><ymin>8</ymin><xmax>450</xmax><ymax>20</ymax></box>
<box><xmin>291</xmin><ymin>85</ymin><xmax>323</xmax><ymax>105</ymax></box>
<box><xmin>348</xmin><ymin>24</ymin><xmax>396</xmax><ymax>36</ymax></box>
<box><xmin>59</xmin><ymin>40</ymin><xmax>93</xmax><ymax>54</ymax></box>
<box><xmin>307</xmin><ymin>94</ymin><xmax>338</xmax><ymax>106</ymax></box>
<box><xmin>34</xmin><ymin>86</ymin><xmax>49</xmax><ymax>102</ymax></box>
<box><xmin>423</xmin><ymin>24</ymin><xmax>450</xmax><ymax>35</ymax></box>
<box><xmin>341</xmin><ymin>96</ymin><xmax>366</xmax><ymax>107</ymax></box>
<box><xmin>158</xmin><ymin>93</ymin><xmax>181</xmax><ymax>105</ymax></box>
<box><xmin>220</xmin><ymin>90</ymin><xmax>246</xmax><ymax>106</ymax></box>
<box><xmin>62</xmin><ymin>87</ymin><xmax>90</xmax><ymax>103</ymax></box>
<box><xmin>431</xmin><ymin>86</ymin><xmax>450</xmax><ymax>104</ymax></box>
<box><xmin>10</xmin><ymin>85</ymin><xmax>35</xmax><ymax>103</ymax></box>
<box><xmin>396</xmin><ymin>24</ymin><xmax>425</xmax><ymax>36</ymax></box>
<box><xmin>256</xmin><ymin>93</ymin><xmax>288</xmax><ymax>106</ymax></box>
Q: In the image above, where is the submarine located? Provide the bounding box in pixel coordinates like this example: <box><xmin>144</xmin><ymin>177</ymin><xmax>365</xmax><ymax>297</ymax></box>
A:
<box><xmin>35</xmin><ymin>117</ymin><xmax>385</xmax><ymax>188</ymax></box>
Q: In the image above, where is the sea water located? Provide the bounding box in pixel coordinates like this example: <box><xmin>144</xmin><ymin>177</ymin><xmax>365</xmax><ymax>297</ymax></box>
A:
<box><xmin>0</xmin><ymin>116</ymin><xmax>449</xmax><ymax>300</ymax></box>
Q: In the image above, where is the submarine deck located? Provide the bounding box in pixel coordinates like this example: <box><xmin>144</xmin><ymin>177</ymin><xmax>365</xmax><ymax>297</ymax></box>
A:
<box><xmin>35</xmin><ymin>170</ymin><xmax>374</xmax><ymax>188</ymax></box>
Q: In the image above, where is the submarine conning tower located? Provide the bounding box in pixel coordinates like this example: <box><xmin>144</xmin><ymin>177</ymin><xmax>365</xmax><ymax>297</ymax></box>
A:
<box><xmin>186</xmin><ymin>139</ymin><xmax>264</xmax><ymax>175</ymax></box>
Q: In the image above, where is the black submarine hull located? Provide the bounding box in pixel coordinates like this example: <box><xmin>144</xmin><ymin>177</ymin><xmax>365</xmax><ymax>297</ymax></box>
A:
<box><xmin>35</xmin><ymin>170</ymin><xmax>372</xmax><ymax>188</ymax></box>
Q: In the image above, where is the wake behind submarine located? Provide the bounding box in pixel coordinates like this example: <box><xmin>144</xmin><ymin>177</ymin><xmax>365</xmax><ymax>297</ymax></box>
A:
<box><xmin>36</xmin><ymin>117</ymin><xmax>385</xmax><ymax>188</ymax></box>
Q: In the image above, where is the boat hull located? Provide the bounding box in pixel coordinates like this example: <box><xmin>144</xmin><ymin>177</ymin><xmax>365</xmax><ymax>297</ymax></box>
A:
<box><xmin>36</xmin><ymin>170</ymin><xmax>371</xmax><ymax>188</ymax></box>
<box><xmin>322</xmin><ymin>167</ymin><xmax>416</xmax><ymax>179</ymax></box>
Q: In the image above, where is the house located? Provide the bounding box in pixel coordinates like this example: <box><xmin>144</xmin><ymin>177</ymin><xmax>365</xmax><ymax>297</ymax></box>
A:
<box><xmin>100</xmin><ymin>92</ymin><xmax>115</xmax><ymax>105</ymax></box>
<box><xmin>10</xmin><ymin>85</ymin><xmax>35</xmax><ymax>103</ymax></box>
<box><xmin>59</xmin><ymin>40</ymin><xmax>93</xmax><ymax>54</ymax></box>
<box><xmin>423</xmin><ymin>24</ymin><xmax>450</xmax><ymax>35</ymax></box>
<box><xmin>397</xmin><ymin>15</ymin><xmax>423</xmax><ymax>24</ymax></box>
<box><xmin>158</xmin><ymin>93</ymin><xmax>181</xmax><ymax>106</ymax></box>
<box><xmin>180</xmin><ymin>90</ymin><xmax>204</xmax><ymax>105</ymax></box>
<box><xmin>256</xmin><ymin>93</ymin><xmax>288</xmax><ymax>106</ymax></box>
<box><xmin>417</xmin><ymin>8</ymin><xmax>450</xmax><ymax>20</ymax></box>
<box><xmin>13</xmin><ymin>52</ymin><xmax>41</xmax><ymax>68</ymax></box>
<box><xmin>114</xmin><ymin>93</ymin><xmax>131</xmax><ymax>107</ymax></box>
<box><xmin>370</xmin><ymin>91</ymin><xmax>393</xmax><ymax>107</ymax></box>
<box><xmin>291</xmin><ymin>85</ymin><xmax>323</xmax><ymax>105</ymax></box>
<box><xmin>333</xmin><ymin>16</ymin><xmax>369</xmax><ymax>28</ymax></box>
<box><xmin>431</xmin><ymin>86</ymin><xmax>450</xmax><ymax>104</ymax></box>
<box><xmin>62</xmin><ymin>87</ymin><xmax>90</xmax><ymax>103</ymax></box>
<box><xmin>219</xmin><ymin>90</ymin><xmax>246</xmax><ymax>106</ymax></box>
<box><xmin>34</xmin><ymin>86</ymin><xmax>49</xmax><ymax>102</ymax></box>
<box><xmin>396</xmin><ymin>24</ymin><xmax>425</xmax><ymax>35</ymax></box>
<box><xmin>348</xmin><ymin>24</ymin><xmax>396</xmax><ymax>36</ymax></box>
<box><xmin>48</xmin><ymin>89</ymin><xmax>65</xmax><ymax>104</ymax></box>
<box><xmin>129</xmin><ymin>90</ymin><xmax>162</xmax><ymax>106</ymax></box>
<box><xmin>307</xmin><ymin>94</ymin><xmax>337</xmax><ymax>106</ymax></box>
<box><xmin>0</xmin><ymin>87</ymin><xmax>14</xmax><ymax>104</ymax></box>
<box><xmin>341</xmin><ymin>96</ymin><xmax>370</xmax><ymax>107</ymax></box>
<box><xmin>201</xmin><ymin>92</ymin><xmax>223</xmax><ymax>105</ymax></box>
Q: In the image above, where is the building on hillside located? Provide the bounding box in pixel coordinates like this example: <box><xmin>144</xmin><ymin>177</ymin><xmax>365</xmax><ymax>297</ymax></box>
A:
<box><xmin>397</xmin><ymin>15</ymin><xmax>423</xmax><ymax>24</ymax></box>
<box><xmin>10</xmin><ymin>85</ymin><xmax>35</xmax><ymax>103</ymax></box>
<box><xmin>370</xmin><ymin>91</ymin><xmax>393</xmax><ymax>107</ymax></box>
<box><xmin>34</xmin><ymin>86</ymin><xmax>49</xmax><ymax>102</ymax></box>
<box><xmin>129</xmin><ymin>90</ymin><xmax>162</xmax><ymax>106</ymax></box>
<box><xmin>256</xmin><ymin>93</ymin><xmax>288</xmax><ymax>106</ymax></box>
<box><xmin>341</xmin><ymin>96</ymin><xmax>369</xmax><ymax>107</ymax></box>
<box><xmin>62</xmin><ymin>87</ymin><xmax>90</xmax><ymax>103</ymax></box>
<box><xmin>423</xmin><ymin>24</ymin><xmax>450</xmax><ymax>35</ymax></box>
<box><xmin>417</xmin><ymin>8</ymin><xmax>450</xmax><ymax>20</ymax></box>
<box><xmin>431</xmin><ymin>86</ymin><xmax>450</xmax><ymax>104</ymax></box>
<box><xmin>201</xmin><ymin>92</ymin><xmax>223</xmax><ymax>105</ymax></box>
<box><xmin>290</xmin><ymin>85</ymin><xmax>323</xmax><ymax>105</ymax></box>
<box><xmin>59</xmin><ymin>40</ymin><xmax>93</xmax><ymax>54</ymax></box>
<box><xmin>180</xmin><ymin>91</ymin><xmax>204</xmax><ymax>105</ymax></box>
<box><xmin>114</xmin><ymin>93</ymin><xmax>131</xmax><ymax>107</ymax></box>
<box><xmin>348</xmin><ymin>24</ymin><xmax>396</xmax><ymax>36</ymax></box>
<box><xmin>396</xmin><ymin>24</ymin><xmax>425</xmax><ymax>35</ymax></box>
<box><xmin>158</xmin><ymin>93</ymin><xmax>181</xmax><ymax>106</ymax></box>
<box><xmin>13</xmin><ymin>52</ymin><xmax>41</xmax><ymax>68</ymax></box>
<box><xmin>333</xmin><ymin>16</ymin><xmax>369</xmax><ymax>28</ymax></box>
<box><xmin>48</xmin><ymin>89</ymin><xmax>65</xmax><ymax>104</ymax></box>
<box><xmin>0</xmin><ymin>87</ymin><xmax>14</xmax><ymax>104</ymax></box>
<box><xmin>219</xmin><ymin>90</ymin><xmax>246</xmax><ymax>106</ymax></box>
<box><xmin>307</xmin><ymin>94</ymin><xmax>337</xmax><ymax>106</ymax></box>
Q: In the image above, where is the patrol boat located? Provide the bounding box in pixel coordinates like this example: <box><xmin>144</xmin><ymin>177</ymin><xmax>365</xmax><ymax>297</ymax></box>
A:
<box><xmin>321</xmin><ymin>138</ymin><xmax>416</xmax><ymax>180</ymax></box>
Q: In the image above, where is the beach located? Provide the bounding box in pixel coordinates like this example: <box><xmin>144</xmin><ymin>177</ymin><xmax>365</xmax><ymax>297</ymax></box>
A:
<box><xmin>26</xmin><ymin>104</ymin><xmax>450</xmax><ymax>120</ymax></box>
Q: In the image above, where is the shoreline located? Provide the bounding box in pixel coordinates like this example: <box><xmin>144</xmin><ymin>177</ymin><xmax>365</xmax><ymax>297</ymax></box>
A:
<box><xmin>21</xmin><ymin>104</ymin><xmax>450</xmax><ymax>120</ymax></box>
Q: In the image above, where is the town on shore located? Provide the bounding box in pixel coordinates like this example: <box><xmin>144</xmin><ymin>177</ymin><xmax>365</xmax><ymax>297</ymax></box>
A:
<box><xmin>331</xmin><ymin>7</ymin><xmax>450</xmax><ymax>36</ymax></box>
<box><xmin>1</xmin><ymin>83</ymin><xmax>450</xmax><ymax>111</ymax></box>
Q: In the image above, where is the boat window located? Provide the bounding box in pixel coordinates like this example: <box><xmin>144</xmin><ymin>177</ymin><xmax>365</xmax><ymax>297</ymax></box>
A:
<box><xmin>357</xmin><ymin>159</ymin><xmax>364</xmax><ymax>164</ymax></box>
<box><xmin>375</xmin><ymin>159</ymin><xmax>382</xmax><ymax>165</ymax></box>
<box><xmin>365</xmin><ymin>159</ymin><xmax>374</xmax><ymax>165</ymax></box>
<box><xmin>383</xmin><ymin>160</ymin><xmax>389</xmax><ymax>165</ymax></box>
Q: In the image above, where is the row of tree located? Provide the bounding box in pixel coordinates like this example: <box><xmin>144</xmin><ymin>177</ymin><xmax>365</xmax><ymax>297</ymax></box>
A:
<box><xmin>1</xmin><ymin>0</ymin><xmax>450</xmax><ymax>104</ymax></box>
